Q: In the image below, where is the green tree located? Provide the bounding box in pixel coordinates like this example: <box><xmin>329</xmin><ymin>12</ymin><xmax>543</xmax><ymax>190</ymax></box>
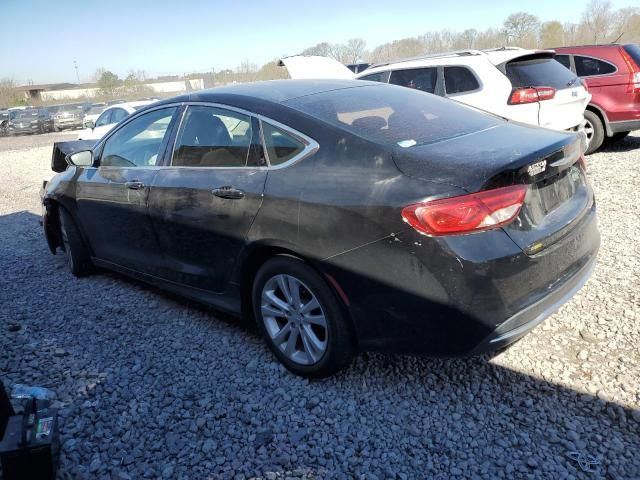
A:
<box><xmin>97</xmin><ymin>70</ymin><xmax>120</xmax><ymax>97</ymax></box>
<box><xmin>539</xmin><ymin>21</ymin><xmax>565</xmax><ymax>48</ymax></box>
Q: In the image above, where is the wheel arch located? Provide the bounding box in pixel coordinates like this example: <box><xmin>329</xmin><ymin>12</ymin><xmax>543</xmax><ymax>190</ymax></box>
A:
<box><xmin>586</xmin><ymin>103</ymin><xmax>612</xmax><ymax>137</ymax></box>
<box><xmin>237</xmin><ymin>242</ymin><xmax>358</xmax><ymax>344</ymax></box>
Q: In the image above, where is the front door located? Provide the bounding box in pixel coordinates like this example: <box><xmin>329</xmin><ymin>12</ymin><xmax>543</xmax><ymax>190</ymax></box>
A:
<box><xmin>149</xmin><ymin>105</ymin><xmax>268</xmax><ymax>292</ymax></box>
<box><xmin>75</xmin><ymin>106</ymin><xmax>178</xmax><ymax>274</ymax></box>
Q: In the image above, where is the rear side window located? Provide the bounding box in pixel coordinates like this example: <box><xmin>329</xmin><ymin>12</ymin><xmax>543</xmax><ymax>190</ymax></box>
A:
<box><xmin>359</xmin><ymin>71</ymin><xmax>387</xmax><ymax>83</ymax></box>
<box><xmin>389</xmin><ymin>68</ymin><xmax>437</xmax><ymax>93</ymax></box>
<box><xmin>285</xmin><ymin>84</ymin><xmax>502</xmax><ymax>148</ymax></box>
<box><xmin>261</xmin><ymin>122</ymin><xmax>305</xmax><ymax>166</ymax></box>
<box><xmin>623</xmin><ymin>44</ymin><xmax>640</xmax><ymax>67</ymax></box>
<box><xmin>505</xmin><ymin>55</ymin><xmax>577</xmax><ymax>89</ymax></box>
<box><xmin>574</xmin><ymin>56</ymin><xmax>616</xmax><ymax>76</ymax></box>
<box><xmin>444</xmin><ymin>66</ymin><xmax>480</xmax><ymax>94</ymax></box>
<box><xmin>555</xmin><ymin>55</ymin><xmax>571</xmax><ymax>69</ymax></box>
<box><xmin>172</xmin><ymin>106</ymin><xmax>252</xmax><ymax>168</ymax></box>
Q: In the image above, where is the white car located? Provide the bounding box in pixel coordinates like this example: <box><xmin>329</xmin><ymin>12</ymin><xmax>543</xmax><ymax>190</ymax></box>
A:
<box><xmin>78</xmin><ymin>101</ymin><xmax>152</xmax><ymax>140</ymax></box>
<box><xmin>281</xmin><ymin>48</ymin><xmax>591</xmax><ymax>134</ymax></box>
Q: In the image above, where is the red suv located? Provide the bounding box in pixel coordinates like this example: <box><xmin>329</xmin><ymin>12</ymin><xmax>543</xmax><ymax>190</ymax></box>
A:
<box><xmin>554</xmin><ymin>44</ymin><xmax>640</xmax><ymax>153</ymax></box>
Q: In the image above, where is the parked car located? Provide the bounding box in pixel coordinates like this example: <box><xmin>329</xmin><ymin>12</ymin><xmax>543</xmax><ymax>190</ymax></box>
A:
<box><xmin>78</xmin><ymin>101</ymin><xmax>152</xmax><ymax>140</ymax></box>
<box><xmin>8</xmin><ymin>108</ymin><xmax>54</xmax><ymax>135</ymax></box>
<box><xmin>553</xmin><ymin>44</ymin><xmax>640</xmax><ymax>153</ymax></box>
<box><xmin>42</xmin><ymin>80</ymin><xmax>599</xmax><ymax>377</ymax></box>
<box><xmin>0</xmin><ymin>110</ymin><xmax>9</xmax><ymax>136</ymax></box>
<box><xmin>52</xmin><ymin>104</ymin><xmax>87</xmax><ymax>131</ymax></box>
<box><xmin>281</xmin><ymin>48</ymin><xmax>591</xmax><ymax>136</ymax></box>
<box><xmin>82</xmin><ymin>103</ymin><xmax>108</xmax><ymax>127</ymax></box>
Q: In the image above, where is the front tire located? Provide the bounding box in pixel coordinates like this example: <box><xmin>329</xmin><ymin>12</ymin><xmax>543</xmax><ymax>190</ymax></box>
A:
<box><xmin>58</xmin><ymin>208</ymin><xmax>93</xmax><ymax>277</ymax></box>
<box><xmin>252</xmin><ymin>256</ymin><xmax>354</xmax><ymax>378</ymax></box>
<box><xmin>584</xmin><ymin>110</ymin><xmax>604</xmax><ymax>154</ymax></box>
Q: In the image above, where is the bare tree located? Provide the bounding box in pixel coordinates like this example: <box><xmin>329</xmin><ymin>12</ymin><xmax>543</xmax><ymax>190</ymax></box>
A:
<box><xmin>343</xmin><ymin>38</ymin><xmax>367</xmax><ymax>64</ymax></box>
<box><xmin>301</xmin><ymin>42</ymin><xmax>334</xmax><ymax>57</ymax></box>
<box><xmin>503</xmin><ymin>12</ymin><xmax>540</xmax><ymax>46</ymax></box>
<box><xmin>612</xmin><ymin>7</ymin><xmax>640</xmax><ymax>43</ymax></box>
<box><xmin>581</xmin><ymin>0</ymin><xmax>613</xmax><ymax>43</ymax></box>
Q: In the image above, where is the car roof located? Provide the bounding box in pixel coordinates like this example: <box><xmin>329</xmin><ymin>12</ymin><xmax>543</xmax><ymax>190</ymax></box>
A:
<box><xmin>156</xmin><ymin>79</ymin><xmax>373</xmax><ymax>106</ymax></box>
<box><xmin>358</xmin><ymin>48</ymin><xmax>554</xmax><ymax>75</ymax></box>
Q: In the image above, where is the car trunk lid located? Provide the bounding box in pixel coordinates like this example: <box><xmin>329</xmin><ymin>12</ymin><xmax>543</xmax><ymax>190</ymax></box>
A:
<box><xmin>278</xmin><ymin>55</ymin><xmax>356</xmax><ymax>80</ymax></box>
<box><xmin>393</xmin><ymin>122</ymin><xmax>591</xmax><ymax>254</ymax></box>
<box><xmin>501</xmin><ymin>52</ymin><xmax>588</xmax><ymax>130</ymax></box>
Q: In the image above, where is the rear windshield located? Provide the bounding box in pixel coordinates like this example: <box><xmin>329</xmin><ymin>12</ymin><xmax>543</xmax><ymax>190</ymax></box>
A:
<box><xmin>623</xmin><ymin>44</ymin><xmax>640</xmax><ymax>67</ymax></box>
<box><xmin>505</xmin><ymin>54</ymin><xmax>578</xmax><ymax>89</ymax></box>
<box><xmin>285</xmin><ymin>84</ymin><xmax>502</xmax><ymax>148</ymax></box>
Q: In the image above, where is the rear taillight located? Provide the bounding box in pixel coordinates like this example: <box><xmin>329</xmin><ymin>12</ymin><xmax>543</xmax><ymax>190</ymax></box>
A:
<box><xmin>402</xmin><ymin>185</ymin><xmax>528</xmax><ymax>236</ymax></box>
<box><xmin>620</xmin><ymin>49</ymin><xmax>640</xmax><ymax>94</ymax></box>
<box><xmin>509</xmin><ymin>86</ymin><xmax>556</xmax><ymax>105</ymax></box>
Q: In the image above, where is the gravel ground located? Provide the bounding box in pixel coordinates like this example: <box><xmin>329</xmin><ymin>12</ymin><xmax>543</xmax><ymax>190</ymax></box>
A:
<box><xmin>0</xmin><ymin>132</ymin><xmax>638</xmax><ymax>480</ymax></box>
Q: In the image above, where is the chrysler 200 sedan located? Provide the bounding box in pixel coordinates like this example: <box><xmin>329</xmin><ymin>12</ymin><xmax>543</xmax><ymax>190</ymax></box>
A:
<box><xmin>41</xmin><ymin>80</ymin><xmax>600</xmax><ymax>377</ymax></box>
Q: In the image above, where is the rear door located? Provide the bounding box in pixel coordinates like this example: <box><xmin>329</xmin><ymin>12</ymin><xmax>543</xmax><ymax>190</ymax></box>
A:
<box><xmin>504</xmin><ymin>53</ymin><xmax>589</xmax><ymax>130</ymax></box>
<box><xmin>148</xmin><ymin>105</ymin><xmax>268</xmax><ymax>293</ymax></box>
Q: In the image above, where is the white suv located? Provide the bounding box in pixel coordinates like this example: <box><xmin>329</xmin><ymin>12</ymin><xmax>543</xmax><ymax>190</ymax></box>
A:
<box><xmin>281</xmin><ymin>48</ymin><xmax>591</xmax><ymax>134</ymax></box>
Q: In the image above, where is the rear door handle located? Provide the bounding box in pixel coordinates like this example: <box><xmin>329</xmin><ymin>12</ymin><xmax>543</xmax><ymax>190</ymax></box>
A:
<box><xmin>212</xmin><ymin>186</ymin><xmax>244</xmax><ymax>199</ymax></box>
<box><xmin>125</xmin><ymin>181</ymin><xmax>145</xmax><ymax>190</ymax></box>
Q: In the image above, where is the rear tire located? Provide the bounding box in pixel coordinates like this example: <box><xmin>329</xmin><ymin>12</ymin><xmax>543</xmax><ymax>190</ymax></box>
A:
<box><xmin>252</xmin><ymin>256</ymin><xmax>354</xmax><ymax>378</ymax></box>
<box><xmin>584</xmin><ymin>110</ymin><xmax>604</xmax><ymax>155</ymax></box>
<box><xmin>58</xmin><ymin>208</ymin><xmax>93</xmax><ymax>277</ymax></box>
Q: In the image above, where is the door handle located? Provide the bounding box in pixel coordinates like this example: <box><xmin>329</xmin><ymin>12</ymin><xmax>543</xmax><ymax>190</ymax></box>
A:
<box><xmin>125</xmin><ymin>181</ymin><xmax>145</xmax><ymax>190</ymax></box>
<box><xmin>212</xmin><ymin>186</ymin><xmax>244</xmax><ymax>199</ymax></box>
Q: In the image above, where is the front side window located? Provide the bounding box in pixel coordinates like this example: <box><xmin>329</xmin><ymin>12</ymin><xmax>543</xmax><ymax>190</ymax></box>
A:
<box><xmin>110</xmin><ymin>108</ymin><xmax>129</xmax><ymax>124</ymax></box>
<box><xmin>101</xmin><ymin>107</ymin><xmax>176</xmax><ymax>167</ymax></box>
<box><xmin>444</xmin><ymin>66</ymin><xmax>480</xmax><ymax>95</ymax></box>
<box><xmin>359</xmin><ymin>71</ymin><xmax>388</xmax><ymax>83</ymax></box>
<box><xmin>95</xmin><ymin>110</ymin><xmax>112</xmax><ymax>127</ymax></box>
<box><xmin>261</xmin><ymin>122</ymin><xmax>305</xmax><ymax>166</ymax></box>
<box><xmin>389</xmin><ymin>68</ymin><xmax>437</xmax><ymax>93</ymax></box>
<box><xmin>574</xmin><ymin>56</ymin><xmax>616</xmax><ymax>77</ymax></box>
<box><xmin>172</xmin><ymin>106</ymin><xmax>252</xmax><ymax>167</ymax></box>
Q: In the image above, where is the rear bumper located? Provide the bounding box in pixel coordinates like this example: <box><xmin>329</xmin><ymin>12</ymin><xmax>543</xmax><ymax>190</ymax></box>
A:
<box><xmin>470</xmin><ymin>254</ymin><xmax>596</xmax><ymax>354</ymax></box>
<box><xmin>609</xmin><ymin>119</ymin><xmax>640</xmax><ymax>133</ymax></box>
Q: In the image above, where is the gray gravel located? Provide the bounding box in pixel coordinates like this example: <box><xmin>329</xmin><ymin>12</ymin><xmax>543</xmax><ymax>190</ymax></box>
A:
<box><xmin>0</xmin><ymin>132</ymin><xmax>638</xmax><ymax>479</ymax></box>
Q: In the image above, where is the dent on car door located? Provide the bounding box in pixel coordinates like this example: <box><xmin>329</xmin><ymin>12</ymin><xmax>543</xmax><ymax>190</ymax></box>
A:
<box><xmin>148</xmin><ymin>105</ymin><xmax>268</xmax><ymax>293</ymax></box>
<box><xmin>75</xmin><ymin>106</ymin><xmax>178</xmax><ymax>274</ymax></box>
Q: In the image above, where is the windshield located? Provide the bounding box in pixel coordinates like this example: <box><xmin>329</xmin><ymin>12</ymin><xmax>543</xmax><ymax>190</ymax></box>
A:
<box><xmin>10</xmin><ymin>110</ymin><xmax>38</xmax><ymax>120</ymax></box>
<box><xmin>505</xmin><ymin>54</ymin><xmax>578</xmax><ymax>89</ymax></box>
<box><xmin>87</xmin><ymin>106</ymin><xmax>106</xmax><ymax>115</ymax></box>
<box><xmin>285</xmin><ymin>84</ymin><xmax>502</xmax><ymax>148</ymax></box>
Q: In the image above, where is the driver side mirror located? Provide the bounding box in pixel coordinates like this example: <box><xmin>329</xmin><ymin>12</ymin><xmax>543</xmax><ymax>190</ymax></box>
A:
<box><xmin>66</xmin><ymin>150</ymin><xmax>94</xmax><ymax>167</ymax></box>
<box><xmin>84</xmin><ymin>119</ymin><xmax>95</xmax><ymax>129</ymax></box>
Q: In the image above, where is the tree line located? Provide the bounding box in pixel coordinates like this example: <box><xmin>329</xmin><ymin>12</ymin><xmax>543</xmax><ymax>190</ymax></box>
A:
<box><xmin>2</xmin><ymin>0</ymin><xmax>639</xmax><ymax>107</ymax></box>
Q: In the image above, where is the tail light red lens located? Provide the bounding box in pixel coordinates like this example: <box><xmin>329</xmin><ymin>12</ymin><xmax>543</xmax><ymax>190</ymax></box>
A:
<box><xmin>620</xmin><ymin>49</ymin><xmax>640</xmax><ymax>94</ymax></box>
<box><xmin>402</xmin><ymin>185</ymin><xmax>528</xmax><ymax>236</ymax></box>
<box><xmin>509</xmin><ymin>86</ymin><xmax>556</xmax><ymax>104</ymax></box>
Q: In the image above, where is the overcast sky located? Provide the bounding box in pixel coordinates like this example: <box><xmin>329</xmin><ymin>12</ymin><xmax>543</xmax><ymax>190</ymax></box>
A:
<box><xmin>1</xmin><ymin>0</ymin><xmax>637</xmax><ymax>85</ymax></box>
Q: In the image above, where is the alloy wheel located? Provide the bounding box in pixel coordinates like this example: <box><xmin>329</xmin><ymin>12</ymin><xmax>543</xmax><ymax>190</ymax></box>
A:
<box><xmin>260</xmin><ymin>274</ymin><xmax>328</xmax><ymax>365</ymax></box>
<box><xmin>584</xmin><ymin>119</ymin><xmax>594</xmax><ymax>147</ymax></box>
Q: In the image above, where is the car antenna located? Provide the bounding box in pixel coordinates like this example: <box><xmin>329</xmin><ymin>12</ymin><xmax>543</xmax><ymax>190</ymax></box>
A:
<box><xmin>611</xmin><ymin>32</ymin><xmax>623</xmax><ymax>44</ymax></box>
